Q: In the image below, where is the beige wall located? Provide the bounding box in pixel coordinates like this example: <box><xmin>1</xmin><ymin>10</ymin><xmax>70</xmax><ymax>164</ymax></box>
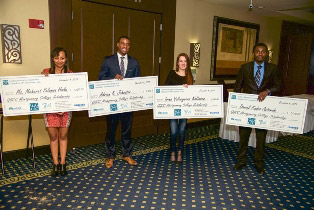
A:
<box><xmin>0</xmin><ymin>0</ymin><xmax>283</xmax><ymax>151</ymax></box>
<box><xmin>174</xmin><ymin>0</ymin><xmax>282</xmax><ymax>85</ymax></box>
<box><xmin>0</xmin><ymin>0</ymin><xmax>50</xmax><ymax>151</ymax></box>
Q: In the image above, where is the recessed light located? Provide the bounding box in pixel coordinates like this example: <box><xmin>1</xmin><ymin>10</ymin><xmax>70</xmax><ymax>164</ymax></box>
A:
<box><xmin>257</xmin><ymin>5</ymin><xmax>265</xmax><ymax>9</ymax></box>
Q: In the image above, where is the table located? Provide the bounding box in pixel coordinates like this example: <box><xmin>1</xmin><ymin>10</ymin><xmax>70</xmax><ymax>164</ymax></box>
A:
<box><xmin>219</xmin><ymin>94</ymin><xmax>314</xmax><ymax>147</ymax></box>
<box><xmin>219</xmin><ymin>103</ymin><xmax>279</xmax><ymax>147</ymax></box>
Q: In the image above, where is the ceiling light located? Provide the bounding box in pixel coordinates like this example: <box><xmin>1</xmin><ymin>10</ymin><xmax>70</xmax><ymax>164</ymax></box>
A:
<box><xmin>249</xmin><ymin>0</ymin><xmax>253</xmax><ymax>11</ymax></box>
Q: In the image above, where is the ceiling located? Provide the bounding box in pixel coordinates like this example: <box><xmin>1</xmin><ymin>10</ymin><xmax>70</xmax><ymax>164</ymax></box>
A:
<box><xmin>204</xmin><ymin>0</ymin><xmax>314</xmax><ymax>25</ymax></box>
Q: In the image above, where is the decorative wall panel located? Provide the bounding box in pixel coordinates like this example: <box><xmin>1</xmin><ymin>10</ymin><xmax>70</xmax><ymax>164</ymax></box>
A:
<box><xmin>1</xmin><ymin>24</ymin><xmax>22</xmax><ymax>64</ymax></box>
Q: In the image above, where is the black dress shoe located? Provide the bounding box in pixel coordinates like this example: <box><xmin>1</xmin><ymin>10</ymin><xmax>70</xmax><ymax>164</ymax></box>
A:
<box><xmin>233</xmin><ymin>163</ymin><xmax>247</xmax><ymax>170</ymax></box>
<box><xmin>254</xmin><ymin>164</ymin><xmax>265</xmax><ymax>174</ymax></box>
<box><xmin>60</xmin><ymin>164</ymin><xmax>68</xmax><ymax>176</ymax></box>
<box><xmin>51</xmin><ymin>164</ymin><xmax>59</xmax><ymax>177</ymax></box>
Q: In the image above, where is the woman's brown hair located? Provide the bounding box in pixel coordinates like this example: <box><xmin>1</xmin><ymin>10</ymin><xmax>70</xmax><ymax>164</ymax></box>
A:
<box><xmin>175</xmin><ymin>53</ymin><xmax>193</xmax><ymax>85</ymax></box>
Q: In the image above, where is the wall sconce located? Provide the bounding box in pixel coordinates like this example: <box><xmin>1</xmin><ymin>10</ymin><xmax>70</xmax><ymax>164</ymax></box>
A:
<box><xmin>190</xmin><ymin>43</ymin><xmax>200</xmax><ymax>67</ymax></box>
<box><xmin>268</xmin><ymin>50</ymin><xmax>273</xmax><ymax>63</ymax></box>
<box><xmin>1</xmin><ymin>24</ymin><xmax>22</xmax><ymax>64</ymax></box>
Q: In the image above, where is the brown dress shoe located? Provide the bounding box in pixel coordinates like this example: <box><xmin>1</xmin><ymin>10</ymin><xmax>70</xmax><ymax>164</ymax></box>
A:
<box><xmin>254</xmin><ymin>164</ymin><xmax>265</xmax><ymax>174</ymax></box>
<box><xmin>123</xmin><ymin>157</ymin><xmax>137</xmax><ymax>166</ymax></box>
<box><xmin>105</xmin><ymin>158</ymin><xmax>114</xmax><ymax>168</ymax></box>
<box><xmin>233</xmin><ymin>162</ymin><xmax>247</xmax><ymax>170</ymax></box>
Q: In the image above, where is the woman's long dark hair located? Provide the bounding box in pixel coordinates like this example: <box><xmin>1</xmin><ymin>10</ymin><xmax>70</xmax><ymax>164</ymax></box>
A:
<box><xmin>175</xmin><ymin>53</ymin><xmax>193</xmax><ymax>85</ymax></box>
<box><xmin>50</xmin><ymin>47</ymin><xmax>69</xmax><ymax>74</ymax></box>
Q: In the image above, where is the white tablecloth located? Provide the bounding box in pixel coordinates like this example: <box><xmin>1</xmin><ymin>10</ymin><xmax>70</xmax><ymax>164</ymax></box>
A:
<box><xmin>219</xmin><ymin>94</ymin><xmax>314</xmax><ymax>147</ymax></box>
<box><xmin>219</xmin><ymin>103</ymin><xmax>279</xmax><ymax>147</ymax></box>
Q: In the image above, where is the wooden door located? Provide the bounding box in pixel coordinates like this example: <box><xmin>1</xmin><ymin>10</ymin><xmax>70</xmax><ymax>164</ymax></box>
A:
<box><xmin>281</xmin><ymin>34</ymin><xmax>312</xmax><ymax>96</ymax></box>
<box><xmin>307</xmin><ymin>38</ymin><xmax>314</xmax><ymax>94</ymax></box>
<box><xmin>69</xmin><ymin>0</ymin><xmax>161</xmax><ymax>148</ymax></box>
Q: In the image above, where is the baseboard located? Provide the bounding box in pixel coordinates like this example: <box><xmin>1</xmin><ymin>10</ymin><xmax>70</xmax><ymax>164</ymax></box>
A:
<box><xmin>2</xmin><ymin>119</ymin><xmax>220</xmax><ymax>161</ymax></box>
<box><xmin>3</xmin><ymin>145</ymin><xmax>50</xmax><ymax>161</ymax></box>
<box><xmin>187</xmin><ymin>118</ymin><xmax>220</xmax><ymax>129</ymax></box>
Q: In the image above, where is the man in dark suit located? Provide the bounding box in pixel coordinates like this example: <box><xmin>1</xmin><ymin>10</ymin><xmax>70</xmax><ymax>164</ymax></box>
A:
<box><xmin>98</xmin><ymin>36</ymin><xmax>140</xmax><ymax>168</ymax></box>
<box><xmin>233</xmin><ymin>42</ymin><xmax>281</xmax><ymax>174</ymax></box>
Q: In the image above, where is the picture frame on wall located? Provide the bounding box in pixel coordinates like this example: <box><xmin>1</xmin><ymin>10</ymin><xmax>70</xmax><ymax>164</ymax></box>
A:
<box><xmin>210</xmin><ymin>16</ymin><xmax>259</xmax><ymax>80</ymax></box>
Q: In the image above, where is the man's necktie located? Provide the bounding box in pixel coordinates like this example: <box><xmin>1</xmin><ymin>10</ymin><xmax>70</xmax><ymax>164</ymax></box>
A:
<box><xmin>255</xmin><ymin>65</ymin><xmax>262</xmax><ymax>87</ymax></box>
<box><xmin>120</xmin><ymin>57</ymin><xmax>125</xmax><ymax>76</ymax></box>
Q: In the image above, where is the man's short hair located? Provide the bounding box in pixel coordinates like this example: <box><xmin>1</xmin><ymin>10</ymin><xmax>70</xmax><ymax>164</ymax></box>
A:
<box><xmin>253</xmin><ymin>42</ymin><xmax>268</xmax><ymax>53</ymax></box>
<box><xmin>118</xmin><ymin>35</ymin><xmax>130</xmax><ymax>43</ymax></box>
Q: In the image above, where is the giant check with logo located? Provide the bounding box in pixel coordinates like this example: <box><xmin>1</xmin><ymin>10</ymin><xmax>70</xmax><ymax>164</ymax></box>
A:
<box><xmin>88</xmin><ymin>76</ymin><xmax>158</xmax><ymax>117</ymax></box>
<box><xmin>0</xmin><ymin>73</ymin><xmax>90</xmax><ymax>116</ymax></box>
<box><xmin>226</xmin><ymin>92</ymin><xmax>308</xmax><ymax>134</ymax></box>
<box><xmin>153</xmin><ymin>85</ymin><xmax>224</xmax><ymax>119</ymax></box>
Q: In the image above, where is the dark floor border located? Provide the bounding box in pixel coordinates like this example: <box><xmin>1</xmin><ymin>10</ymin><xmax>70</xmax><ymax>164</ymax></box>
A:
<box><xmin>187</xmin><ymin>119</ymin><xmax>220</xmax><ymax>129</ymax></box>
<box><xmin>3</xmin><ymin>145</ymin><xmax>50</xmax><ymax>161</ymax></box>
<box><xmin>3</xmin><ymin>119</ymin><xmax>219</xmax><ymax>161</ymax></box>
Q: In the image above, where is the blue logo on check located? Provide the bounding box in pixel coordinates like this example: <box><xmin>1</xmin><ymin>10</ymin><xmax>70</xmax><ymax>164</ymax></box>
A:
<box><xmin>156</xmin><ymin>89</ymin><xmax>160</xmax><ymax>93</ymax></box>
<box><xmin>3</xmin><ymin>80</ymin><xmax>8</xmax><ymax>85</ymax></box>
<box><xmin>110</xmin><ymin>104</ymin><xmax>118</xmax><ymax>111</ymax></box>
<box><xmin>248</xmin><ymin>118</ymin><xmax>256</xmax><ymax>125</ymax></box>
<box><xmin>89</xmin><ymin>84</ymin><xmax>94</xmax><ymax>89</ymax></box>
<box><xmin>231</xmin><ymin>95</ymin><xmax>236</xmax><ymax>99</ymax></box>
<box><xmin>30</xmin><ymin>103</ymin><xmax>39</xmax><ymax>111</ymax></box>
<box><xmin>174</xmin><ymin>109</ymin><xmax>181</xmax><ymax>116</ymax></box>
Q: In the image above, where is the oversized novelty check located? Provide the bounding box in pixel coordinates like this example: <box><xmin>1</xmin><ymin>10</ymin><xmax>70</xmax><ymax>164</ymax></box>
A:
<box><xmin>153</xmin><ymin>85</ymin><xmax>224</xmax><ymax>119</ymax></box>
<box><xmin>226</xmin><ymin>92</ymin><xmax>308</xmax><ymax>134</ymax></box>
<box><xmin>88</xmin><ymin>76</ymin><xmax>158</xmax><ymax>117</ymax></box>
<box><xmin>0</xmin><ymin>73</ymin><xmax>90</xmax><ymax>116</ymax></box>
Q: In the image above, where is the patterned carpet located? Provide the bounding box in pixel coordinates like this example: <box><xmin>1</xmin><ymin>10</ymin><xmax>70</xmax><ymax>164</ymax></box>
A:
<box><xmin>0</xmin><ymin>124</ymin><xmax>313</xmax><ymax>209</ymax></box>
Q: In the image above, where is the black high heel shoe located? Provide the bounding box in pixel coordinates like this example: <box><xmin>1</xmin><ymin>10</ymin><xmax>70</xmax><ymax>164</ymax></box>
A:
<box><xmin>51</xmin><ymin>164</ymin><xmax>59</xmax><ymax>177</ymax></box>
<box><xmin>60</xmin><ymin>164</ymin><xmax>68</xmax><ymax>176</ymax></box>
